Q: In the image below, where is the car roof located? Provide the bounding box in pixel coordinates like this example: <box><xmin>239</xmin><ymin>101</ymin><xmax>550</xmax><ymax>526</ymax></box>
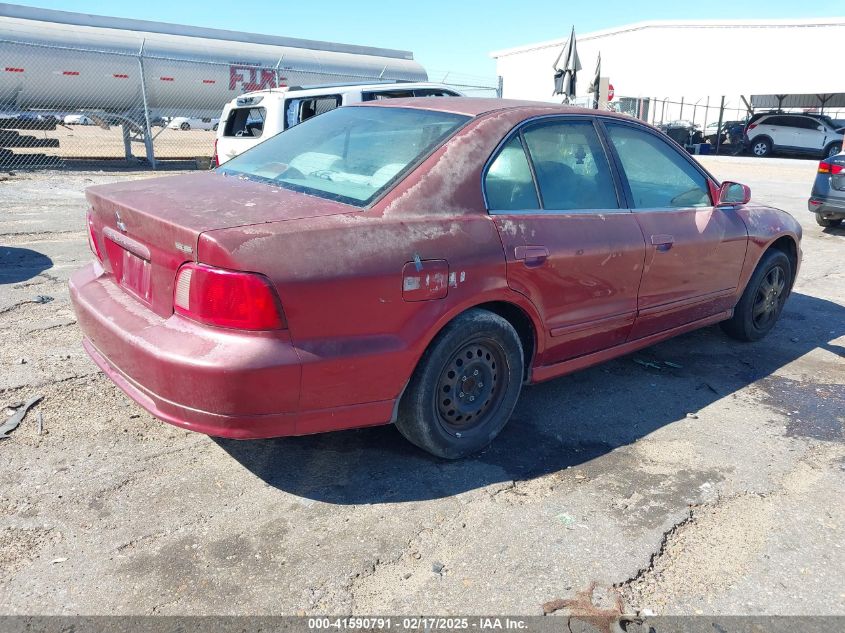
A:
<box><xmin>237</xmin><ymin>82</ymin><xmax>458</xmax><ymax>101</ymax></box>
<box><xmin>354</xmin><ymin>96</ymin><xmax>637</xmax><ymax>120</ymax></box>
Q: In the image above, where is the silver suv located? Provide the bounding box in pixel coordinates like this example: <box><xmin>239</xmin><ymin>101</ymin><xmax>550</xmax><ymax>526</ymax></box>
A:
<box><xmin>746</xmin><ymin>113</ymin><xmax>843</xmax><ymax>158</ymax></box>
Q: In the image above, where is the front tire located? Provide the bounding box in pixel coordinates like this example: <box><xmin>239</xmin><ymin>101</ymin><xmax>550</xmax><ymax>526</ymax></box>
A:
<box><xmin>823</xmin><ymin>142</ymin><xmax>842</xmax><ymax>158</ymax></box>
<box><xmin>396</xmin><ymin>309</ymin><xmax>524</xmax><ymax>459</ymax></box>
<box><xmin>180</xmin><ymin>122</ymin><xmax>190</xmax><ymax>131</ymax></box>
<box><xmin>816</xmin><ymin>213</ymin><xmax>843</xmax><ymax>228</ymax></box>
<box><xmin>750</xmin><ymin>137</ymin><xmax>772</xmax><ymax>157</ymax></box>
<box><xmin>721</xmin><ymin>250</ymin><xmax>792</xmax><ymax>342</ymax></box>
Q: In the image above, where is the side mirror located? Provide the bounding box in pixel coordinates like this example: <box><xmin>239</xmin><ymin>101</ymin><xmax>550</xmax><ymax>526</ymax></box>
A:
<box><xmin>717</xmin><ymin>181</ymin><xmax>751</xmax><ymax>206</ymax></box>
<box><xmin>818</xmin><ymin>125</ymin><xmax>825</xmax><ymax>131</ymax></box>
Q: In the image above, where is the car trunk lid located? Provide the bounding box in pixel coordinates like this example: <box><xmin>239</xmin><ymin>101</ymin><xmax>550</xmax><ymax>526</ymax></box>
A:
<box><xmin>86</xmin><ymin>171</ymin><xmax>352</xmax><ymax>317</ymax></box>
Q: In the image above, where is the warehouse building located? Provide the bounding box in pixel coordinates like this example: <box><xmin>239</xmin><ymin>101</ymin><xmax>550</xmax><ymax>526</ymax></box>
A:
<box><xmin>491</xmin><ymin>18</ymin><xmax>845</xmax><ymax>125</ymax></box>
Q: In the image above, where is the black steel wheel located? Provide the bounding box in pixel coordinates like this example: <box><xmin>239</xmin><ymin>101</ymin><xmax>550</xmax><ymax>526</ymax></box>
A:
<box><xmin>721</xmin><ymin>249</ymin><xmax>792</xmax><ymax>342</ymax></box>
<box><xmin>396</xmin><ymin>309</ymin><xmax>524</xmax><ymax>459</ymax></box>
<box><xmin>435</xmin><ymin>337</ymin><xmax>508</xmax><ymax>434</ymax></box>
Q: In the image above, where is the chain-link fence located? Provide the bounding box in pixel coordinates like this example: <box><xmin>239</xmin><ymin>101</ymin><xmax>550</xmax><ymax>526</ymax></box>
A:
<box><xmin>0</xmin><ymin>38</ymin><xmax>500</xmax><ymax>171</ymax></box>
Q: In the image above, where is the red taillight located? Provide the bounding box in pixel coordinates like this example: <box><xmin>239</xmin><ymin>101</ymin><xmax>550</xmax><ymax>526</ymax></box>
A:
<box><xmin>832</xmin><ymin>164</ymin><xmax>844</xmax><ymax>175</ymax></box>
<box><xmin>819</xmin><ymin>161</ymin><xmax>831</xmax><ymax>174</ymax></box>
<box><xmin>173</xmin><ymin>263</ymin><xmax>286</xmax><ymax>330</ymax></box>
<box><xmin>87</xmin><ymin>211</ymin><xmax>103</xmax><ymax>261</ymax></box>
<box><xmin>747</xmin><ymin>123</ymin><xmax>757</xmax><ymax>131</ymax></box>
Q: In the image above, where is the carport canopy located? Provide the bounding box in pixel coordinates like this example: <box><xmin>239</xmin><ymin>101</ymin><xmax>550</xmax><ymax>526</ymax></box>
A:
<box><xmin>751</xmin><ymin>93</ymin><xmax>845</xmax><ymax>111</ymax></box>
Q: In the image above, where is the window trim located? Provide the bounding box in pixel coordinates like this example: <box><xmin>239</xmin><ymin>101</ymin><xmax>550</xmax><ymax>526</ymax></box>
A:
<box><xmin>482</xmin><ymin>113</ymin><xmax>629</xmax><ymax>215</ymax></box>
<box><xmin>597</xmin><ymin>117</ymin><xmax>717</xmax><ymax>211</ymax></box>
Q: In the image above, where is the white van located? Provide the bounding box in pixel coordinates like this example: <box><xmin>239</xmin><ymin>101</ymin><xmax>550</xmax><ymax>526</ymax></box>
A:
<box><xmin>213</xmin><ymin>81</ymin><xmax>462</xmax><ymax>165</ymax></box>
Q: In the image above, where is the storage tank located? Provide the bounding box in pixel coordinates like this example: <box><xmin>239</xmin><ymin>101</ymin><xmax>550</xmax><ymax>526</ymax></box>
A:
<box><xmin>0</xmin><ymin>3</ymin><xmax>428</xmax><ymax>117</ymax></box>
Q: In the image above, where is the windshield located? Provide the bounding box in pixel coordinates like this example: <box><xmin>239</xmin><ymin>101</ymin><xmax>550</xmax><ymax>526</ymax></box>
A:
<box><xmin>218</xmin><ymin>106</ymin><xmax>469</xmax><ymax>206</ymax></box>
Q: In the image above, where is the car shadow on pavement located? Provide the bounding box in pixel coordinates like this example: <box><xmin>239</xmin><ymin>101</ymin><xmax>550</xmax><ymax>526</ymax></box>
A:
<box><xmin>0</xmin><ymin>246</ymin><xmax>53</xmax><ymax>284</ymax></box>
<box><xmin>821</xmin><ymin>224</ymin><xmax>845</xmax><ymax>236</ymax></box>
<box><xmin>215</xmin><ymin>291</ymin><xmax>844</xmax><ymax>504</ymax></box>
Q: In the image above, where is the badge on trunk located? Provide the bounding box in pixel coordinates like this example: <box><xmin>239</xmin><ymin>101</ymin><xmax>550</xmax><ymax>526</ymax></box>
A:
<box><xmin>115</xmin><ymin>210</ymin><xmax>127</xmax><ymax>232</ymax></box>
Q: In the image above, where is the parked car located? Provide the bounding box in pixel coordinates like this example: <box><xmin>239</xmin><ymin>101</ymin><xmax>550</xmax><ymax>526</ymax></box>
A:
<box><xmin>808</xmin><ymin>150</ymin><xmax>845</xmax><ymax>227</ymax></box>
<box><xmin>64</xmin><ymin>114</ymin><xmax>93</xmax><ymax>125</ymax></box>
<box><xmin>657</xmin><ymin>120</ymin><xmax>702</xmax><ymax>147</ymax></box>
<box><xmin>168</xmin><ymin>116</ymin><xmax>219</xmax><ymax>131</ymax></box>
<box><xmin>70</xmin><ymin>98</ymin><xmax>801</xmax><ymax>458</ymax></box>
<box><xmin>745</xmin><ymin>113</ymin><xmax>843</xmax><ymax>158</ymax></box>
<box><xmin>214</xmin><ymin>81</ymin><xmax>461</xmax><ymax>165</ymax></box>
<box><xmin>703</xmin><ymin>120</ymin><xmax>745</xmax><ymax>145</ymax></box>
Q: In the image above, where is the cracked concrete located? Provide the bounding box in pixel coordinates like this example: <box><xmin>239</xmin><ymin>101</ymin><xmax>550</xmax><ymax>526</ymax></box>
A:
<box><xmin>0</xmin><ymin>157</ymin><xmax>843</xmax><ymax>615</ymax></box>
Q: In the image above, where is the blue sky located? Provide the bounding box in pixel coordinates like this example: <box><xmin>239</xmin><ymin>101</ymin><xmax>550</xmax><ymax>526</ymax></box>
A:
<box><xmin>13</xmin><ymin>1</ymin><xmax>845</xmax><ymax>79</ymax></box>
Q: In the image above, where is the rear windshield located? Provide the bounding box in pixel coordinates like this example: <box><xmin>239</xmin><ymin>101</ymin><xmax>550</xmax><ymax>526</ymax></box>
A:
<box><xmin>224</xmin><ymin>107</ymin><xmax>266</xmax><ymax>138</ymax></box>
<box><xmin>218</xmin><ymin>106</ymin><xmax>469</xmax><ymax>206</ymax></box>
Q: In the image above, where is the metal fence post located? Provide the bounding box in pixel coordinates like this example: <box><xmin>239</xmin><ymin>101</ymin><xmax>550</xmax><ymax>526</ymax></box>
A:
<box><xmin>137</xmin><ymin>41</ymin><xmax>156</xmax><ymax>169</ymax></box>
<box><xmin>715</xmin><ymin>96</ymin><xmax>725</xmax><ymax>155</ymax></box>
<box><xmin>496</xmin><ymin>76</ymin><xmax>503</xmax><ymax>98</ymax></box>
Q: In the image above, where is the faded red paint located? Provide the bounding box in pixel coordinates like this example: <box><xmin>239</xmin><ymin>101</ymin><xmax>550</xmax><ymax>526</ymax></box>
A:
<box><xmin>69</xmin><ymin>98</ymin><xmax>802</xmax><ymax>439</ymax></box>
<box><xmin>228</xmin><ymin>65</ymin><xmax>284</xmax><ymax>92</ymax></box>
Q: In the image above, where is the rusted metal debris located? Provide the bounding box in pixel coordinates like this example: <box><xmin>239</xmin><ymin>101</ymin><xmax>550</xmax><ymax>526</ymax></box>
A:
<box><xmin>542</xmin><ymin>582</ymin><xmax>624</xmax><ymax>633</ymax></box>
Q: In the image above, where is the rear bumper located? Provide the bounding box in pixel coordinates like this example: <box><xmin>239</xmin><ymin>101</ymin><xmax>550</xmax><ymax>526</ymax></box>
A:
<box><xmin>809</xmin><ymin>196</ymin><xmax>845</xmax><ymax>218</ymax></box>
<box><xmin>70</xmin><ymin>262</ymin><xmax>393</xmax><ymax>438</ymax></box>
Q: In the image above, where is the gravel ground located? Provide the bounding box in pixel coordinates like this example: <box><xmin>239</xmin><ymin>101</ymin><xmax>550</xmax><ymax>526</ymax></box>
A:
<box><xmin>0</xmin><ymin>156</ymin><xmax>843</xmax><ymax>617</ymax></box>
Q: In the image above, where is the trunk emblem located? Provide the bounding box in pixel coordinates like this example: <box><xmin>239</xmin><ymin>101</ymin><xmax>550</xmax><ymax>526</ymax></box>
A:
<box><xmin>115</xmin><ymin>211</ymin><xmax>127</xmax><ymax>232</ymax></box>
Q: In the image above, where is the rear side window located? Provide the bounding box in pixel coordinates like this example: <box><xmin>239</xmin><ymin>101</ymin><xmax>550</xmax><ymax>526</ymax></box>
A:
<box><xmin>363</xmin><ymin>90</ymin><xmax>415</xmax><ymax>100</ymax></box>
<box><xmin>522</xmin><ymin>120</ymin><xmax>619</xmax><ymax>210</ymax></box>
<box><xmin>285</xmin><ymin>95</ymin><xmax>342</xmax><ymax>128</ymax></box>
<box><xmin>485</xmin><ymin>136</ymin><xmax>539</xmax><ymax>210</ymax></box>
<box><xmin>224</xmin><ymin>107</ymin><xmax>266</xmax><ymax>138</ymax></box>
<box><xmin>605</xmin><ymin>123</ymin><xmax>710</xmax><ymax>209</ymax></box>
<box><xmin>793</xmin><ymin>117</ymin><xmax>821</xmax><ymax>130</ymax></box>
<box><xmin>362</xmin><ymin>88</ymin><xmax>459</xmax><ymax>101</ymax></box>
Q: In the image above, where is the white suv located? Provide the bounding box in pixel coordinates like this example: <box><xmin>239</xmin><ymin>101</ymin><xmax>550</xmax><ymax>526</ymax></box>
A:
<box><xmin>214</xmin><ymin>82</ymin><xmax>462</xmax><ymax>165</ymax></box>
<box><xmin>746</xmin><ymin>113</ymin><xmax>843</xmax><ymax>158</ymax></box>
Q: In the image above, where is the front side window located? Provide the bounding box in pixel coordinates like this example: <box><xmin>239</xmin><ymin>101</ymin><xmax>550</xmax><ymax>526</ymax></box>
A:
<box><xmin>605</xmin><ymin>123</ymin><xmax>711</xmax><ymax>209</ymax></box>
<box><xmin>484</xmin><ymin>136</ymin><xmax>539</xmax><ymax>210</ymax></box>
<box><xmin>219</xmin><ymin>106</ymin><xmax>468</xmax><ymax>206</ymax></box>
<box><xmin>522</xmin><ymin>120</ymin><xmax>619</xmax><ymax>210</ymax></box>
<box><xmin>224</xmin><ymin>107</ymin><xmax>266</xmax><ymax>138</ymax></box>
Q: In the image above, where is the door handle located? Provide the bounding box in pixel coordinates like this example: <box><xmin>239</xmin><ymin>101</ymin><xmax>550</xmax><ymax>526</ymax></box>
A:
<box><xmin>514</xmin><ymin>245</ymin><xmax>549</xmax><ymax>266</ymax></box>
<box><xmin>651</xmin><ymin>234</ymin><xmax>674</xmax><ymax>252</ymax></box>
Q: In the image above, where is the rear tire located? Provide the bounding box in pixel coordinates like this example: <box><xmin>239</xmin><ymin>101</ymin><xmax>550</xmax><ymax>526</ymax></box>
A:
<box><xmin>750</xmin><ymin>137</ymin><xmax>772</xmax><ymax>157</ymax></box>
<box><xmin>396</xmin><ymin>309</ymin><xmax>524</xmax><ymax>459</ymax></box>
<box><xmin>721</xmin><ymin>250</ymin><xmax>792</xmax><ymax>342</ymax></box>
<box><xmin>180</xmin><ymin>122</ymin><xmax>190</xmax><ymax>131</ymax></box>
<box><xmin>816</xmin><ymin>214</ymin><xmax>843</xmax><ymax>228</ymax></box>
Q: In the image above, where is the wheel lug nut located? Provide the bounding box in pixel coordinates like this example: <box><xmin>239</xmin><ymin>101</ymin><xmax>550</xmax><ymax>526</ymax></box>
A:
<box><xmin>469</xmin><ymin>396</ymin><xmax>475</xmax><ymax>401</ymax></box>
<box><xmin>459</xmin><ymin>392</ymin><xmax>465</xmax><ymax>398</ymax></box>
<box><xmin>461</xmin><ymin>376</ymin><xmax>467</xmax><ymax>382</ymax></box>
<box><xmin>478</xmin><ymin>382</ymin><xmax>483</xmax><ymax>388</ymax></box>
<box><xmin>473</xmin><ymin>370</ymin><xmax>479</xmax><ymax>376</ymax></box>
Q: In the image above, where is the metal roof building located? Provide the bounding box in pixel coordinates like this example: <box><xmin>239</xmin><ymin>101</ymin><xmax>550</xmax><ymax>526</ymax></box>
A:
<box><xmin>491</xmin><ymin>18</ymin><xmax>845</xmax><ymax>117</ymax></box>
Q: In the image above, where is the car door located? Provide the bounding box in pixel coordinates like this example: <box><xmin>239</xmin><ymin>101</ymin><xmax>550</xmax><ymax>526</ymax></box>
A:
<box><xmin>602</xmin><ymin>120</ymin><xmax>748</xmax><ymax>340</ymax></box>
<box><xmin>761</xmin><ymin>116</ymin><xmax>791</xmax><ymax>148</ymax></box>
<box><xmin>792</xmin><ymin>116</ymin><xmax>827</xmax><ymax>152</ymax></box>
<box><xmin>486</xmin><ymin>117</ymin><xmax>646</xmax><ymax>365</ymax></box>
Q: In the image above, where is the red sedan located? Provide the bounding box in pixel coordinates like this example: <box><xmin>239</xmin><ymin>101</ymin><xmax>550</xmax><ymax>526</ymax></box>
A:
<box><xmin>70</xmin><ymin>98</ymin><xmax>802</xmax><ymax>458</ymax></box>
